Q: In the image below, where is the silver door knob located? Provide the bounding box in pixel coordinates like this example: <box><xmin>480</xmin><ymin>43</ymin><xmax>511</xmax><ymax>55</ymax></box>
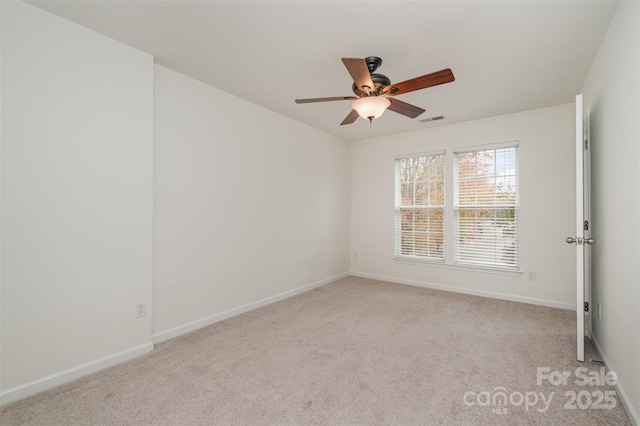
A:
<box><xmin>585</xmin><ymin>238</ymin><xmax>595</xmax><ymax>245</ymax></box>
<box><xmin>566</xmin><ymin>237</ymin><xmax>577</xmax><ymax>244</ymax></box>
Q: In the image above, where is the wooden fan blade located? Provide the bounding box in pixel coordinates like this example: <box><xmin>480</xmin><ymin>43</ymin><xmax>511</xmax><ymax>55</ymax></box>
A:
<box><xmin>387</xmin><ymin>98</ymin><xmax>425</xmax><ymax>119</ymax></box>
<box><xmin>295</xmin><ymin>96</ymin><xmax>357</xmax><ymax>104</ymax></box>
<box><xmin>340</xmin><ymin>109</ymin><xmax>360</xmax><ymax>126</ymax></box>
<box><xmin>386</xmin><ymin>69</ymin><xmax>455</xmax><ymax>96</ymax></box>
<box><xmin>342</xmin><ymin>58</ymin><xmax>375</xmax><ymax>95</ymax></box>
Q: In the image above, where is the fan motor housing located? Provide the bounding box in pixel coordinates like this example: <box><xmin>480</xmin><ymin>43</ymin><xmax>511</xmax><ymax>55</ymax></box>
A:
<box><xmin>352</xmin><ymin>73</ymin><xmax>391</xmax><ymax>97</ymax></box>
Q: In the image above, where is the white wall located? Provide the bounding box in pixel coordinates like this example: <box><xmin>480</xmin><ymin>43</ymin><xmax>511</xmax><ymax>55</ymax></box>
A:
<box><xmin>581</xmin><ymin>0</ymin><xmax>640</xmax><ymax>421</ymax></box>
<box><xmin>351</xmin><ymin>104</ymin><xmax>576</xmax><ymax>308</ymax></box>
<box><xmin>0</xmin><ymin>2</ymin><xmax>350</xmax><ymax>403</ymax></box>
<box><xmin>1</xmin><ymin>1</ymin><xmax>154</xmax><ymax>403</ymax></box>
<box><xmin>152</xmin><ymin>66</ymin><xmax>350</xmax><ymax>341</ymax></box>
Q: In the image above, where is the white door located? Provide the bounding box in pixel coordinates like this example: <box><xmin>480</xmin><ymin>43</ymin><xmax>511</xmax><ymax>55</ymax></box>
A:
<box><xmin>567</xmin><ymin>94</ymin><xmax>593</xmax><ymax>362</ymax></box>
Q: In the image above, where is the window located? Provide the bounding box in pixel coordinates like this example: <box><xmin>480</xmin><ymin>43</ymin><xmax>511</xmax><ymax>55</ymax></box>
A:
<box><xmin>394</xmin><ymin>152</ymin><xmax>445</xmax><ymax>260</ymax></box>
<box><xmin>393</xmin><ymin>143</ymin><xmax>519</xmax><ymax>273</ymax></box>
<box><xmin>454</xmin><ymin>145</ymin><xmax>518</xmax><ymax>270</ymax></box>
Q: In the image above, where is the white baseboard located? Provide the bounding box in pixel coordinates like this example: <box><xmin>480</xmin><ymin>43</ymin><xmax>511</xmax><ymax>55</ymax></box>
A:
<box><xmin>1</xmin><ymin>273</ymin><xmax>350</xmax><ymax>407</ymax></box>
<box><xmin>590</xmin><ymin>332</ymin><xmax>640</xmax><ymax>426</ymax></box>
<box><xmin>0</xmin><ymin>342</ymin><xmax>154</xmax><ymax>406</ymax></box>
<box><xmin>152</xmin><ymin>272</ymin><xmax>350</xmax><ymax>344</ymax></box>
<box><xmin>350</xmin><ymin>271</ymin><xmax>574</xmax><ymax>310</ymax></box>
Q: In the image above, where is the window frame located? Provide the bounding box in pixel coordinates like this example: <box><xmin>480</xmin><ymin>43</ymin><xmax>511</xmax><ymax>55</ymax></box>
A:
<box><xmin>394</xmin><ymin>151</ymin><xmax>446</xmax><ymax>263</ymax></box>
<box><xmin>453</xmin><ymin>142</ymin><xmax>519</xmax><ymax>271</ymax></box>
<box><xmin>393</xmin><ymin>141</ymin><xmax>520</xmax><ymax>274</ymax></box>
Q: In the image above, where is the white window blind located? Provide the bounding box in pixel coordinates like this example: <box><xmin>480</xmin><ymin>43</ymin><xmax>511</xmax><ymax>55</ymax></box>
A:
<box><xmin>395</xmin><ymin>152</ymin><xmax>445</xmax><ymax>260</ymax></box>
<box><xmin>454</xmin><ymin>145</ymin><xmax>519</xmax><ymax>270</ymax></box>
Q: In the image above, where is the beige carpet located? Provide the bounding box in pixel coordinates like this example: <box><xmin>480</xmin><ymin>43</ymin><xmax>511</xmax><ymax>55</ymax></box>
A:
<box><xmin>0</xmin><ymin>276</ymin><xmax>632</xmax><ymax>425</ymax></box>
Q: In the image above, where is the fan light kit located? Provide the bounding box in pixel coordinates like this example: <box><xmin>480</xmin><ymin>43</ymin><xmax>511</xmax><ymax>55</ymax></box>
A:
<box><xmin>352</xmin><ymin>97</ymin><xmax>391</xmax><ymax>121</ymax></box>
<box><xmin>295</xmin><ymin>56</ymin><xmax>455</xmax><ymax>126</ymax></box>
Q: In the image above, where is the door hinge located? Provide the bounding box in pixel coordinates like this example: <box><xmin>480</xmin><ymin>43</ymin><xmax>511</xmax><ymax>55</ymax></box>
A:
<box><xmin>584</xmin><ymin>220</ymin><xmax>589</xmax><ymax>231</ymax></box>
<box><xmin>584</xmin><ymin>302</ymin><xmax>589</xmax><ymax>312</ymax></box>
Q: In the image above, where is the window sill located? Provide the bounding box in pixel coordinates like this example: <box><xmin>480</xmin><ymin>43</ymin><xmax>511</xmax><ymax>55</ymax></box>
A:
<box><xmin>392</xmin><ymin>256</ymin><xmax>522</xmax><ymax>277</ymax></box>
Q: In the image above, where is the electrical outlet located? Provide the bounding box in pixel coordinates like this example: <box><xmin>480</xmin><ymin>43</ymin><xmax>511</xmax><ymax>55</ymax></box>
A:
<box><xmin>597</xmin><ymin>303</ymin><xmax>602</xmax><ymax>320</ymax></box>
<box><xmin>527</xmin><ymin>271</ymin><xmax>536</xmax><ymax>281</ymax></box>
<box><xmin>135</xmin><ymin>302</ymin><xmax>147</xmax><ymax>318</ymax></box>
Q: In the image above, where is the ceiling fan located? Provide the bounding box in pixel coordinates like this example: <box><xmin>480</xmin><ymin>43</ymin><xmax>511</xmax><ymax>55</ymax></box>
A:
<box><xmin>295</xmin><ymin>56</ymin><xmax>455</xmax><ymax>125</ymax></box>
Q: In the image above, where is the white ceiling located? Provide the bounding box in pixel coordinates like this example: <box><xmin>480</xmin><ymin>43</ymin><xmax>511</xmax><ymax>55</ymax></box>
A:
<box><xmin>29</xmin><ymin>0</ymin><xmax>618</xmax><ymax>142</ymax></box>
